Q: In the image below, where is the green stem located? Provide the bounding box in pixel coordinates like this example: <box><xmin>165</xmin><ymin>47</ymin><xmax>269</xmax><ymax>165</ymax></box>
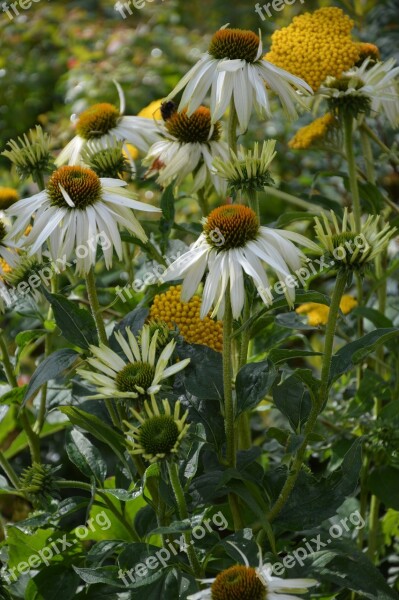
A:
<box><xmin>360</xmin><ymin>123</ymin><xmax>399</xmax><ymax>166</ymax></box>
<box><xmin>223</xmin><ymin>287</ymin><xmax>235</xmax><ymax>468</ymax></box>
<box><xmin>197</xmin><ymin>188</ymin><xmax>210</xmax><ymax>217</ymax></box>
<box><xmin>0</xmin><ymin>330</ymin><xmax>17</xmax><ymax>388</ymax></box>
<box><xmin>343</xmin><ymin>114</ymin><xmax>361</xmax><ymax>232</ymax></box>
<box><xmin>58</xmin><ymin>480</ymin><xmax>139</xmax><ymax>541</ymax></box>
<box><xmin>268</xmin><ymin>270</ymin><xmax>347</xmax><ymax>522</ymax></box>
<box><xmin>228</xmin><ymin>98</ymin><xmax>238</xmax><ymax>154</ymax></box>
<box><xmin>360</xmin><ymin>127</ymin><xmax>376</xmax><ymax>184</ymax></box>
<box><xmin>86</xmin><ymin>267</ymin><xmax>120</xmax><ymax>428</ymax></box>
<box><xmin>368</xmin><ymin>493</ymin><xmax>381</xmax><ymax>562</ymax></box>
<box><xmin>0</xmin><ymin>452</ymin><xmax>21</xmax><ymax>489</ymax></box>
<box><xmin>167</xmin><ymin>461</ymin><xmax>202</xmax><ymax>577</ymax></box>
<box><xmin>237</xmin><ymin>296</ymin><xmax>252</xmax><ymax>450</ymax></box>
<box><xmin>262</xmin><ymin>186</ymin><xmax>326</xmax><ymax>214</ymax></box>
<box><xmin>246</xmin><ymin>188</ymin><xmax>259</xmax><ymax>220</ymax></box>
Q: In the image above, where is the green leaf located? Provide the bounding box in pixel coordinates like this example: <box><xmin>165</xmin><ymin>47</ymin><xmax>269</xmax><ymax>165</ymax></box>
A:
<box><xmin>272</xmin><ymin>373</ymin><xmax>312</xmax><ymax>431</ymax></box>
<box><xmin>42</xmin><ymin>290</ymin><xmax>98</xmax><ymax>349</ymax></box>
<box><xmin>66</xmin><ymin>429</ymin><xmax>107</xmax><ymax>483</ymax></box>
<box><xmin>6</xmin><ymin>527</ymin><xmax>55</xmax><ymax>570</ymax></box>
<box><xmin>367</xmin><ymin>466</ymin><xmax>399</xmax><ymax>510</ymax></box>
<box><xmin>274</xmin><ymin>438</ymin><xmax>363</xmax><ymax>529</ymax></box>
<box><xmin>352</xmin><ymin>307</ymin><xmax>393</xmax><ymax>329</ymax></box>
<box><xmin>177</xmin><ymin>342</ymin><xmax>223</xmax><ymax>401</ymax></box>
<box><xmin>159</xmin><ymin>183</ymin><xmax>175</xmax><ymax>246</ymax></box>
<box><xmin>23</xmin><ymin>349</ymin><xmax>79</xmax><ymax>405</ymax></box>
<box><xmin>329</xmin><ymin>328</ymin><xmax>399</xmax><ymax>383</ymax></box>
<box><xmin>274</xmin><ymin>211</ymin><xmax>320</xmax><ymax>228</ymax></box>
<box><xmin>307</xmin><ymin>539</ymin><xmax>398</xmax><ymax>599</ymax></box>
<box><xmin>25</xmin><ymin>566</ymin><xmax>80</xmax><ymax>600</ymax></box>
<box><xmin>59</xmin><ymin>406</ymin><xmax>128</xmax><ymax>468</ymax></box>
<box><xmin>1</xmin><ymin>385</ymin><xmax>27</xmax><ymax>406</ymax></box>
<box><xmin>236</xmin><ymin>360</ymin><xmax>277</xmax><ymax>416</ymax></box>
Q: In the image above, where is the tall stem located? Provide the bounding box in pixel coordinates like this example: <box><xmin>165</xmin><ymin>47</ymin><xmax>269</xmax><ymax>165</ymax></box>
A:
<box><xmin>268</xmin><ymin>270</ymin><xmax>347</xmax><ymax>522</ymax></box>
<box><xmin>246</xmin><ymin>188</ymin><xmax>259</xmax><ymax>220</ymax></box>
<box><xmin>0</xmin><ymin>330</ymin><xmax>17</xmax><ymax>388</ymax></box>
<box><xmin>237</xmin><ymin>296</ymin><xmax>252</xmax><ymax>450</ymax></box>
<box><xmin>197</xmin><ymin>188</ymin><xmax>210</xmax><ymax>217</ymax></box>
<box><xmin>167</xmin><ymin>461</ymin><xmax>202</xmax><ymax>577</ymax></box>
<box><xmin>0</xmin><ymin>452</ymin><xmax>21</xmax><ymax>489</ymax></box>
<box><xmin>223</xmin><ymin>287</ymin><xmax>235</xmax><ymax>468</ymax></box>
<box><xmin>86</xmin><ymin>267</ymin><xmax>120</xmax><ymax>428</ymax></box>
<box><xmin>343</xmin><ymin>114</ymin><xmax>361</xmax><ymax>232</ymax></box>
<box><xmin>228</xmin><ymin>98</ymin><xmax>238</xmax><ymax>154</ymax></box>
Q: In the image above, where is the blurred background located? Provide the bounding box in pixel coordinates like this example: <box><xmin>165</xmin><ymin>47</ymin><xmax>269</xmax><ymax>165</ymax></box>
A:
<box><xmin>0</xmin><ymin>0</ymin><xmax>398</xmax><ymax>204</ymax></box>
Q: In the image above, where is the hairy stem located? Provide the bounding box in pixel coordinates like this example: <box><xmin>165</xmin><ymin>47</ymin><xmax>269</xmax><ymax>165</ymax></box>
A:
<box><xmin>343</xmin><ymin>114</ymin><xmax>361</xmax><ymax>232</ymax></box>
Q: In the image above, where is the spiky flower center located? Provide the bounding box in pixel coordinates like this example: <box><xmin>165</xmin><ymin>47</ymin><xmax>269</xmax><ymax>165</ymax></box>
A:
<box><xmin>139</xmin><ymin>415</ymin><xmax>179</xmax><ymax>455</ymax></box>
<box><xmin>0</xmin><ymin>221</ymin><xmax>6</xmax><ymax>244</ymax></box>
<box><xmin>209</xmin><ymin>28</ymin><xmax>260</xmax><ymax>63</ymax></box>
<box><xmin>211</xmin><ymin>565</ymin><xmax>267</xmax><ymax>600</ymax></box>
<box><xmin>204</xmin><ymin>205</ymin><xmax>259</xmax><ymax>250</ymax></box>
<box><xmin>355</xmin><ymin>43</ymin><xmax>380</xmax><ymax>66</ymax></box>
<box><xmin>165</xmin><ymin>107</ymin><xmax>220</xmax><ymax>143</ymax></box>
<box><xmin>330</xmin><ymin>231</ymin><xmax>370</xmax><ymax>266</ymax></box>
<box><xmin>47</xmin><ymin>166</ymin><xmax>102</xmax><ymax>209</ymax></box>
<box><xmin>76</xmin><ymin>103</ymin><xmax>120</xmax><ymax>140</ymax></box>
<box><xmin>115</xmin><ymin>362</ymin><xmax>155</xmax><ymax>393</ymax></box>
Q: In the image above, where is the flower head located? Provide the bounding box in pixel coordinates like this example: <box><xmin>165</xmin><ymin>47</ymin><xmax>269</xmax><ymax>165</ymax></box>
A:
<box><xmin>124</xmin><ymin>396</ymin><xmax>189</xmax><ymax>463</ymax></box>
<box><xmin>213</xmin><ymin>140</ymin><xmax>276</xmax><ymax>193</ymax></box>
<box><xmin>6</xmin><ymin>166</ymin><xmax>160</xmax><ymax>275</ymax></box>
<box><xmin>20</xmin><ymin>463</ymin><xmax>61</xmax><ymax>507</ymax></box>
<box><xmin>56</xmin><ymin>84</ymin><xmax>161</xmax><ymax>167</ymax></box>
<box><xmin>265</xmin><ymin>8</ymin><xmax>364</xmax><ymax>91</ymax></box>
<box><xmin>288</xmin><ymin>113</ymin><xmax>336</xmax><ymax>150</ymax></box>
<box><xmin>81</xmin><ymin>137</ymin><xmax>131</xmax><ymax>179</ymax></box>
<box><xmin>149</xmin><ymin>284</ymin><xmax>223</xmax><ymax>351</ymax></box>
<box><xmin>314</xmin><ymin>209</ymin><xmax>396</xmax><ymax>271</ymax></box>
<box><xmin>166</xmin><ymin>26</ymin><xmax>312</xmax><ymax>133</ymax></box>
<box><xmin>296</xmin><ymin>295</ymin><xmax>358</xmax><ymax>326</ymax></box>
<box><xmin>2</xmin><ymin>126</ymin><xmax>54</xmax><ymax>181</ymax></box>
<box><xmin>163</xmin><ymin>204</ymin><xmax>319</xmax><ymax>318</ymax></box>
<box><xmin>0</xmin><ymin>187</ymin><xmax>19</xmax><ymax>211</ymax></box>
<box><xmin>144</xmin><ymin>105</ymin><xmax>228</xmax><ymax>195</ymax></box>
<box><xmin>77</xmin><ymin>325</ymin><xmax>190</xmax><ymax>402</ymax></box>
<box><xmin>188</xmin><ymin>541</ymin><xmax>317</xmax><ymax>600</ymax></box>
<box><xmin>317</xmin><ymin>58</ymin><xmax>399</xmax><ymax>125</ymax></box>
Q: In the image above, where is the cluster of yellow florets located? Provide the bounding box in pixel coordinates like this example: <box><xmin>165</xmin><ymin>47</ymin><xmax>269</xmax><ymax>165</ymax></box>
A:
<box><xmin>149</xmin><ymin>285</ymin><xmax>223</xmax><ymax>352</ymax></box>
<box><xmin>296</xmin><ymin>295</ymin><xmax>358</xmax><ymax>326</ymax></box>
<box><xmin>289</xmin><ymin>113</ymin><xmax>335</xmax><ymax>150</ymax></box>
<box><xmin>264</xmin><ymin>7</ymin><xmax>362</xmax><ymax>91</ymax></box>
<box><xmin>0</xmin><ymin>258</ymin><xmax>12</xmax><ymax>276</ymax></box>
<box><xmin>0</xmin><ymin>187</ymin><xmax>18</xmax><ymax>210</ymax></box>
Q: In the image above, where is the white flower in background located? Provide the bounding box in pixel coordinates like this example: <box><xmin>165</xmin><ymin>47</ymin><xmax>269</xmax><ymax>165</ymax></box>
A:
<box><xmin>77</xmin><ymin>325</ymin><xmax>190</xmax><ymax>401</ymax></box>
<box><xmin>5</xmin><ymin>166</ymin><xmax>160</xmax><ymax>275</ymax></box>
<box><xmin>163</xmin><ymin>204</ymin><xmax>319</xmax><ymax>318</ymax></box>
<box><xmin>165</xmin><ymin>26</ymin><xmax>312</xmax><ymax>133</ymax></box>
<box><xmin>317</xmin><ymin>58</ymin><xmax>399</xmax><ymax>126</ymax></box>
<box><xmin>188</xmin><ymin>541</ymin><xmax>317</xmax><ymax>600</ymax></box>
<box><xmin>143</xmin><ymin>104</ymin><xmax>229</xmax><ymax>195</ymax></box>
<box><xmin>56</xmin><ymin>83</ymin><xmax>161</xmax><ymax>166</ymax></box>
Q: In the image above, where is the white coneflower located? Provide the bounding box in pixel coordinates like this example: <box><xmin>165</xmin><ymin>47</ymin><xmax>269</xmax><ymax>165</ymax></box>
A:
<box><xmin>213</xmin><ymin>140</ymin><xmax>276</xmax><ymax>193</ymax></box>
<box><xmin>317</xmin><ymin>58</ymin><xmax>399</xmax><ymax>126</ymax></box>
<box><xmin>143</xmin><ymin>105</ymin><xmax>229</xmax><ymax>196</ymax></box>
<box><xmin>165</xmin><ymin>26</ymin><xmax>312</xmax><ymax>133</ymax></box>
<box><xmin>314</xmin><ymin>208</ymin><xmax>396</xmax><ymax>270</ymax></box>
<box><xmin>5</xmin><ymin>166</ymin><xmax>160</xmax><ymax>275</ymax></box>
<box><xmin>188</xmin><ymin>541</ymin><xmax>317</xmax><ymax>600</ymax></box>
<box><xmin>124</xmin><ymin>396</ymin><xmax>190</xmax><ymax>463</ymax></box>
<box><xmin>55</xmin><ymin>84</ymin><xmax>161</xmax><ymax>166</ymax></box>
<box><xmin>77</xmin><ymin>325</ymin><xmax>190</xmax><ymax>402</ymax></box>
<box><xmin>163</xmin><ymin>204</ymin><xmax>319</xmax><ymax>318</ymax></box>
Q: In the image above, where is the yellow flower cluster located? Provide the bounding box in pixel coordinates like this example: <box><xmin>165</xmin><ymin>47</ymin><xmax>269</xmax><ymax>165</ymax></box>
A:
<box><xmin>149</xmin><ymin>285</ymin><xmax>223</xmax><ymax>352</ymax></box>
<box><xmin>264</xmin><ymin>7</ymin><xmax>362</xmax><ymax>91</ymax></box>
<box><xmin>296</xmin><ymin>295</ymin><xmax>358</xmax><ymax>326</ymax></box>
<box><xmin>0</xmin><ymin>258</ymin><xmax>12</xmax><ymax>276</ymax></box>
<box><xmin>289</xmin><ymin>113</ymin><xmax>335</xmax><ymax>150</ymax></box>
<box><xmin>0</xmin><ymin>187</ymin><xmax>18</xmax><ymax>210</ymax></box>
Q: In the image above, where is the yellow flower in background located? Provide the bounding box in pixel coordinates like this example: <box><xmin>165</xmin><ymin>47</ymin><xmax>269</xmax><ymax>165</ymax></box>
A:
<box><xmin>124</xmin><ymin>99</ymin><xmax>163</xmax><ymax>160</ymax></box>
<box><xmin>296</xmin><ymin>295</ymin><xmax>358</xmax><ymax>326</ymax></box>
<box><xmin>149</xmin><ymin>284</ymin><xmax>223</xmax><ymax>352</ymax></box>
<box><xmin>264</xmin><ymin>8</ymin><xmax>363</xmax><ymax>91</ymax></box>
<box><xmin>355</xmin><ymin>43</ymin><xmax>380</xmax><ymax>65</ymax></box>
<box><xmin>0</xmin><ymin>187</ymin><xmax>19</xmax><ymax>211</ymax></box>
<box><xmin>289</xmin><ymin>113</ymin><xmax>335</xmax><ymax>149</ymax></box>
